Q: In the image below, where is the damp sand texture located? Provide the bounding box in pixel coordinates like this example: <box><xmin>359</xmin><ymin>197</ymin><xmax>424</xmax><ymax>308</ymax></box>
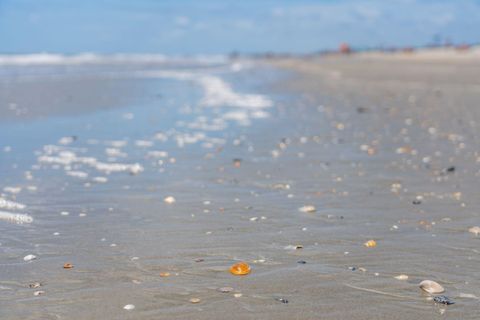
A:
<box><xmin>1</xmin><ymin>51</ymin><xmax>480</xmax><ymax>319</ymax></box>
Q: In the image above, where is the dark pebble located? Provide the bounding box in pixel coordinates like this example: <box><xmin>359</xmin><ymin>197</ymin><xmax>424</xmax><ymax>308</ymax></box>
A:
<box><xmin>446</xmin><ymin>166</ymin><xmax>455</xmax><ymax>173</ymax></box>
<box><xmin>275</xmin><ymin>297</ymin><xmax>289</xmax><ymax>304</ymax></box>
<box><xmin>433</xmin><ymin>295</ymin><xmax>454</xmax><ymax>305</ymax></box>
<box><xmin>412</xmin><ymin>200</ymin><xmax>422</xmax><ymax>205</ymax></box>
<box><xmin>297</xmin><ymin>260</ymin><xmax>307</xmax><ymax>264</ymax></box>
<box><xmin>348</xmin><ymin>266</ymin><xmax>357</xmax><ymax>271</ymax></box>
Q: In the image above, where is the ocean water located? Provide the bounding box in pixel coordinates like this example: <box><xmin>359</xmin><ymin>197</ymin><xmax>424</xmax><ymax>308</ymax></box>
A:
<box><xmin>0</xmin><ymin>56</ymin><xmax>294</xmax><ymax>319</ymax></box>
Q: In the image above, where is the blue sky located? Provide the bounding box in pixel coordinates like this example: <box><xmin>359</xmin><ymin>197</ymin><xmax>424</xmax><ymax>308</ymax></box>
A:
<box><xmin>0</xmin><ymin>0</ymin><xmax>479</xmax><ymax>54</ymax></box>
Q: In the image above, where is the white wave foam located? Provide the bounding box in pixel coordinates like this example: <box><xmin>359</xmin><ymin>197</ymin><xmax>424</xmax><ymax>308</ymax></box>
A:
<box><xmin>0</xmin><ymin>210</ymin><xmax>33</xmax><ymax>224</ymax></box>
<box><xmin>0</xmin><ymin>53</ymin><xmax>227</xmax><ymax>66</ymax></box>
<box><xmin>0</xmin><ymin>198</ymin><xmax>26</xmax><ymax>210</ymax></box>
<box><xmin>197</xmin><ymin>75</ymin><xmax>273</xmax><ymax>109</ymax></box>
<box><xmin>138</xmin><ymin>70</ymin><xmax>273</xmax><ymax>109</ymax></box>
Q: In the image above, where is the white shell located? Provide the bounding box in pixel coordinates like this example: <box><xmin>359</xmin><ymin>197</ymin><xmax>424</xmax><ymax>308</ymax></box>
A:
<box><xmin>164</xmin><ymin>196</ymin><xmax>176</xmax><ymax>204</ymax></box>
<box><xmin>23</xmin><ymin>254</ymin><xmax>37</xmax><ymax>262</ymax></box>
<box><xmin>468</xmin><ymin>226</ymin><xmax>480</xmax><ymax>236</ymax></box>
<box><xmin>419</xmin><ymin>280</ymin><xmax>444</xmax><ymax>294</ymax></box>
<box><xmin>298</xmin><ymin>205</ymin><xmax>316</xmax><ymax>213</ymax></box>
<box><xmin>394</xmin><ymin>274</ymin><xmax>409</xmax><ymax>280</ymax></box>
<box><xmin>123</xmin><ymin>304</ymin><xmax>135</xmax><ymax>311</ymax></box>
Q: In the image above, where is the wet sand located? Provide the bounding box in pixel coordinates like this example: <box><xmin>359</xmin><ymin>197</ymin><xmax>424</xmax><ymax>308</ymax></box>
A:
<box><xmin>1</xmin><ymin>51</ymin><xmax>480</xmax><ymax>319</ymax></box>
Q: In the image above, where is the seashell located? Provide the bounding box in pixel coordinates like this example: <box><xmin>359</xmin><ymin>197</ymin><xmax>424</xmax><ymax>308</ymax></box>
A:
<box><xmin>164</xmin><ymin>196</ymin><xmax>176</xmax><ymax>204</ymax></box>
<box><xmin>394</xmin><ymin>274</ymin><xmax>409</xmax><ymax>280</ymax></box>
<box><xmin>433</xmin><ymin>295</ymin><xmax>454</xmax><ymax>305</ymax></box>
<box><xmin>468</xmin><ymin>226</ymin><xmax>480</xmax><ymax>236</ymax></box>
<box><xmin>33</xmin><ymin>290</ymin><xmax>45</xmax><ymax>296</ymax></box>
<box><xmin>217</xmin><ymin>287</ymin><xmax>234</xmax><ymax>293</ymax></box>
<box><xmin>229</xmin><ymin>262</ymin><xmax>251</xmax><ymax>276</ymax></box>
<box><xmin>159</xmin><ymin>272</ymin><xmax>170</xmax><ymax>277</ymax></box>
<box><xmin>234</xmin><ymin>293</ymin><xmax>242</xmax><ymax>298</ymax></box>
<box><xmin>298</xmin><ymin>205</ymin><xmax>316</xmax><ymax>213</ymax></box>
<box><xmin>29</xmin><ymin>282</ymin><xmax>41</xmax><ymax>288</ymax></box>
<box><xmin>364</xmin><ymin>240</ymin><xmax>377</xmax><ymax>248</ymax></box>
<box><xmin>23</xmin><ymin>254</ymin><xmax>37</xmax><ymax>262</ymax></box>
<box><xmin>189</xmin><ymin>298</ymin><xmax>201</xmax><ymax>304</ymax></box>
<box><xmin>284</xmin><ymin>245</ymin><xmax>303</xmax><ymax>250</ymax></box>
<box><xmin>419</xmin><ymin>280</ymin><xmax>444</xmax><ymax>294</ymax></box>
<box><xmin>123</xmin><ymin>304</ymin><xmax>135</xmax><ymax>310</ymax></box>
<box><xmin>63</xmin><ymin>263</ymin><xmax>74</xmax><ymax>269</ymax></box>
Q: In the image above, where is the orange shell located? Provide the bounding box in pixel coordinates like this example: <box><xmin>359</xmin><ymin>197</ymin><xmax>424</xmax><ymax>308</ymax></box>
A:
<box><xmin>364</xmin><ymin>240</ymin><xmax>377</xmax><ymax>248</ymax></box>
<box><xmin>63</xmin><ymin>263</ymin><xmax>74</xmax><ymax>269</ymax></box>
<box><xmin>229</xmin><ymin>262</ymin><xmax>251</xmax><ymax>275</ymax></box>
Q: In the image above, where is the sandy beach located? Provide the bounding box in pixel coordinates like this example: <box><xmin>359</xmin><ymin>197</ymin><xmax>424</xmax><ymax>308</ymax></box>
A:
<box><xmin>1</xmin><ymin>49</ymin><xmax>480</xmax><ymax>319</ymax></box>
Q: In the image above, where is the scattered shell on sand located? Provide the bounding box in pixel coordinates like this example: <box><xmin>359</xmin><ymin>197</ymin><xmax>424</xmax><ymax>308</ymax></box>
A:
<box><xmin>234</xmin><ymin>293</ymin><xmax>243</xmax><ymax>298</ymax></box>
<box><xmin>468</xmin><ymin>226</ymin><xmax>480</xmax><ymax>236</ymax></box>
<box><xmin>364</xmin><ymin>240</ymin><xmax>377</xmax><ymax>248</ymax></box>
<box><xmin>33</xmin><ymin>290</ymin><xmax>45</xmax><ymax>296</ymax></box>
<box><xmin>63</xmin><ymin>263</ymin><xmax>74</xmax><ymax>269</ymax></box>
<box><xmin>419</xmin><ymin>280</ymin><xmax>444</xmax><ymax>294</ymax></box>
<box><xmin>394</xmin><ymin>274</ymin><xmax>409</xmax><ymax>280</ymax></box>
<box><xmin>217</xmin><ymin>287</ymin><xmax>234</xmax><ymax>293</ymax></box>
<box><xmin>164</xmin><ymin>196</ymin><xmax>176</xmax><ymax>204</ymax></box>
<box><xmin>189</xmin><ymin>298</ymin><xmax>201</xmax><ymax>304</ymax></box>
<box><xmin>229</xmin><ymin>262</ymin><xmax>251</xmax><ymax>276</ymax></box>
<box><xmin>29</xmin><ymin>282</ymin><xmax>41</xmax><ymax>288</ymax></box>
<box><xmin>433</xmin><ymin>295</ymin><xmax>454</xmax><ymax>305</ymax></box>
<box><xmin>284</xmin><ymin>245</ymin><xmax>303</xmax><ymax>250</ymax></box>
<box><xmin>123</xmin><ymin>304</ymin><xmax>135</xmax><ymax>310</ymax></box>
<box><xmin>298</xmin><ymin>205</ymin><xmax>316</xmax><ymax>213</ymax></box>
<box><xmin>159</xmin><ymin>272</ymin><xmax>171</xmax><ymax>277</ymax></box>
<box><xmin>23</xmin><ymin>254</ymin><xmax>37</xmax><ymax>262</ymax></box>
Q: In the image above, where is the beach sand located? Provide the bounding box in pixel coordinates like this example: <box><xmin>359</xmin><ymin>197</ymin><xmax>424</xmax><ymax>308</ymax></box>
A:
<box><xmin>1</xmin><ymin>50</ymin><xmax>480</xmax><ymax>319</ymax></box>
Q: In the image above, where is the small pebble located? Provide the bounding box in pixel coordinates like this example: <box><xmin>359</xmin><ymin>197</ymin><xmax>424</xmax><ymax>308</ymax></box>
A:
<box><xmin>234</xmin><ymin>293</ymin><xmax>242</xmax><ymax>298</ymax></box>
<box><xmin>123</xmin><ymin>304</ymin><xmax>135</xmax><ymax>310</ymax></box>
<box><xmin>395</xmin><ymin>274</ymin><xmax>409</xmax><ymax>280</ymax></box>
<box><xmin>217</xmin><ymin>287</ymin><xmax>234</xmax><ymax>293</ymax></box>
<box><xmin>297</xmin><ymin>260</ymin><xmax>307</xmax><ymax>264</ymax></box>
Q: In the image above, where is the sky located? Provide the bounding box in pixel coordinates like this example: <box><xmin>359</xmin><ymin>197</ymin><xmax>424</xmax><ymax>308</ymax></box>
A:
<box><xmin>0</xmin><ymin>0</ymin><xmax>479</xmax><ymax>55</ymax></box>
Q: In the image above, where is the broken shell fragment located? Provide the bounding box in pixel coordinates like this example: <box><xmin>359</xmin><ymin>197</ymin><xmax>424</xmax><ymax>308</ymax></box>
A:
<box><xmin>159</xmin><ymin>272</ymin><xmax>171</xmax><ymax>277</ymax></box>
<box><xmin>229</xmin><ymin>262</ymin><xmax>251</xmax><ymax>276</ymax></box>
<box><xmin>29</xmin><ymin>282</ymin><xmax>41</xmax><ymax>288</ymax></box>
<box><xmin>33</xmin><ymin>290</ymin><xmax>45</xmax><ymax>296</ymax></box>
<box><xmin>468</xmin><ymin>226</ymin><xmax>480</xmax><ymax>236</ymax></box>
<box><xmin>123</xmin><ymin>304</ymin><xmax>135</xmax><ymax>310</ymax></box>
<box><xmin>394</xmin><ymin>274</ymin><xmax>409</xmax><ymax>280</ymax></box>
<box><xmin>298</xmin><ymin>205</ymin><xmax>316</xmax><ymax>213</ymax></box>
<box><xmin>217</xmin><ymin>287</ymin><xmax>234</xmax><ymax>293</ymax></box>
<box><xmin>364</xmin><ymin>240</ymin><xmax>377</xmax><ymax>248</ymax></box>
<box><xmin>63</xmin><ymin>263</ymin><xmax>74</xmax><ymax>269</ymax></box>
<box><xmin>419</xmin><ymin>280</ymin><xmax>444</xmax><ymax>294</ymax></box>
